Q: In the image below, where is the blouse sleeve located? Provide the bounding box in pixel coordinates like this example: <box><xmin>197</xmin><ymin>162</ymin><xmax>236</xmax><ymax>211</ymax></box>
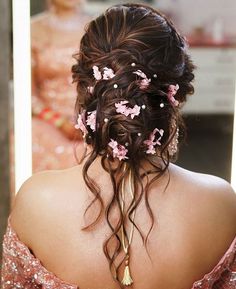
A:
<box><xmin>192</xmin><ymin>237</ymin><xmax>236</xmax><ymax>289</ymax></box>
<box><xmin>1</xmin><ymin>223</ymin><xmax>42</xmax><ymax>288</ymax></box>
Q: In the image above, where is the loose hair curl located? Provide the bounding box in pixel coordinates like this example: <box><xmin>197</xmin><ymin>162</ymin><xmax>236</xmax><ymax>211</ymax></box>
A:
<box><xmin>72</xmin><ymin>3</ymin><xmax>195</xmax><ymax>287</ymax></box>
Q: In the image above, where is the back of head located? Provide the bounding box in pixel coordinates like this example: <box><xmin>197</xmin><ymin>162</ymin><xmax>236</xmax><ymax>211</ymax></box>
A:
<box><xmin>73</xmin><ymin>3</ymin><xmax>194</xmax><ymax>163</ymax></box>
<box><xmin>72</xmin><ymin>3</ymin><xmax>195</xmax><ymax>287</ymax></box>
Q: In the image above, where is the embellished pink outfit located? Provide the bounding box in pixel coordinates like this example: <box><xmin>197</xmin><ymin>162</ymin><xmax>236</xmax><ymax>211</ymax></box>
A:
<box><xmin>31</xmin><ymin>37</ymin><xmax>80</xmax><ymax>173</ymax></box>
<box><xmin>1</xmin><ymin>219</ymin><xmax>236</xmax><ymax>289</ymax></box>
<box><xmin>29</xmin><ymin>12</ymin><xmax>91</xmax><ymax>173</ymax></box>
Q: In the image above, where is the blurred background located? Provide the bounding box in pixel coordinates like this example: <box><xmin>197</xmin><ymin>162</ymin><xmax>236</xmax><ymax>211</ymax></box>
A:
<box><xmin>0</xmin><ymin>0</ymin><xmax>236</xmax><ymax>260</ymax></box>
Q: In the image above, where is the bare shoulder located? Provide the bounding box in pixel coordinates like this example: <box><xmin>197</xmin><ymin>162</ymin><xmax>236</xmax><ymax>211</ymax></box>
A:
<box><xmin>170</xmin><ymin>163</ymin><xmax>236</xmax><ymax>226</ymax></box>
<box><xmin>165</xmin><ymin>164</ymin><xmax>236</xmax><ymax>286</ymax></box>
<box><xmin>10</xmin><ymin>166</ymin><xmax>83</xmax><ymax>245</ymax></box>
<box><xmin>170</xmin><ymin>164</ymin><xmax>236</xmax><ymax>263</ymax></box>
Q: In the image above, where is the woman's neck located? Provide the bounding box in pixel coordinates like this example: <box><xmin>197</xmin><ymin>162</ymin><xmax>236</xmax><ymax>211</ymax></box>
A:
<box><xmin>52</xmin><ymin>8</ymin><xmax>78</xmax><ymax>20</ymax></box>
<box><xmin>48</xmin><ymin>5</ymin><xmax>82</xmax><ymax>31</ymax></box>
<box><xmin>50</xmin><ymin>1</ymin><xmax>81</xmax><ymax>20</ymax></box>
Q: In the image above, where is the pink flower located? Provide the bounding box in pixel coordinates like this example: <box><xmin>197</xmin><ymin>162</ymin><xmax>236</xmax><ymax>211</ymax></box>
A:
<box><xmin>92</xmin><ymin>66</ymin><xmax>115</xmax><ymax>81</ymax></box>
<box><xmin>108</xmin><ymin>139</ymin><xmax>118</xmax><ymax>150</ymax></box>
<box><xmin>115</xmin><ymin>101</ymin><xmax>130</xmax><ymax>115</ymax></box>
<box><xmin>93</xmin><ymin>66</ymin><xmax>102</xmax><ymax>80</ymax></box>
<box><xmin>103</xmin><ymin>67</ymin><xmax>115</xmax><ymax>80</ymax></box>
<box><xmin>115</xmin><ymin>101</ymin><xmax>141</xmax><ymax>118</ymax></box>
<box><xmin>86</xmin><ymin>110</ymin><xmax>96</xmax><ymax>132</ymax></box>
<box><xmin>144</xmin><ymin>128</ymin><xmax>164</xmax><ymax>154</ymax></box>
<box><xmin>133</xmin><ymin>70</ymin><xmax>147</xmax><ymax>79</ymax></box>
<box><xmin>129</xmin><ymin>105</ymin><xmax>141</xmax><ymax>119</ymax></box>
<box><xmin>133</xmin><ymin>69</ymin><xmax>151</xmax><ymax>89</ymax></box>
<box><xmin>108</xmin><ymin>139</ymin><xmax>128</xmax><ymax>161</ymax></box>
<box><xmin>140</xmin><ymin>78</ymin><xmax>151</xmax><ymax>89</ymax></box>
<box><xmin>74</xmin><ymin>112</ymin><xmax>88</xmax><ymax>136</ymax></box>
<box><xmin>167</xmin><ymin>84</ymin><xmax>179</xmax><ymax>107</ymax></box>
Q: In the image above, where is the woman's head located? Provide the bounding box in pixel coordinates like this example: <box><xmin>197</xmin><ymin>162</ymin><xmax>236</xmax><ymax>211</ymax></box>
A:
<box><xmin>72</xmin><ymin>3</ymin><xmax>195</xmax><ymax>287</ymax></box>
<box><xmin>72</xmin><ymin>3</ymin><xmax>194</xmax><ymax>164</ymax></box>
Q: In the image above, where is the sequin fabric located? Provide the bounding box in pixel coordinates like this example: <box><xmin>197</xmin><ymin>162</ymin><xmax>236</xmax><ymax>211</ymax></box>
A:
<box><xmin>191</xmin><ymin>235</ymin><xmax>236</xmax><ymax>289</ymax></box>
<box><xmin>31</xmin><ymin>39</ymin><xmax>80</xmax><ymax>173</ymax></box>
<box><xmin>1</xmin><ymin>220</ymin><xmax>236</xmax><ymax>289</ymax></box>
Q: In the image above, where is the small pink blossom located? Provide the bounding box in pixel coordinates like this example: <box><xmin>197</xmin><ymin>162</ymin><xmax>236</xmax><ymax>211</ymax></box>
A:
<box><xmin>115</xmin><ymin>101</ymin><xmax>141</xmax><ymax>118</ymax></box>
<box><xmin>74</xmin><ymin>112</ymin><xmax>88</xmax><ymax>136</ymax></box>
<box><xmin>129</xmin><ymin>105</ymin><xmax>141</xmax><ymax>119</ymax></box>
<box><xmin>167</xmin><ymin>84</ymin><xmax>179</xmax><ymax>107</ymax></box>
<box><xmin>140</xmin><ymin>78</ymin><xmax>151</xmax><ymax>89</ymax></box>
<box><xmin>115</xmin><ymin>101</ymin><xmax>130</xmax><ymax>115</ymax></box>
<box><xmin>93</xmin><ymin>66</ymin><xmax>102</xmax><ymax>80</ymax></box>
<box><xmin>133</xmin><ymin>70</ymin><xmax>147</xmax><ymax>79</ymax></box>
<box><xmin>108</xmin><ymin>139</ymin><xmax>128</xmax><ymax>161</ymax></box>
<box><xmin>144</xmin><ymin>128</ymin><xmax>164</xmax><ymax>154</ymax></box>
<box><xmin>133</xmin><ymin>69</ymin><xmax>151</xmax><ymax>89</ymax></box>
<box><xmin>103</xmin><ymin>67</ymin><xmax>115</xmax><ymax>80</ymax></box>
<box><xmin>86</xmin><ymin>110</ymin><xmax>96</xmax><ymax>132</ymax></box>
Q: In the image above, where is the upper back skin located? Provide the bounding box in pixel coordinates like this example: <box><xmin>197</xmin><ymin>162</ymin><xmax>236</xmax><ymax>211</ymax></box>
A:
<box><xmin>10</xmin><ymin>157</ymin><xmax>236</xmax><ymax>289</ymax></box>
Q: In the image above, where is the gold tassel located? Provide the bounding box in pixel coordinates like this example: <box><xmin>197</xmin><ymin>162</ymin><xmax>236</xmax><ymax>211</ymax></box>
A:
<box><xmin>121</xmin><ymin>265</ymin><xmax>133</xmax><ymax>286</ymax></box>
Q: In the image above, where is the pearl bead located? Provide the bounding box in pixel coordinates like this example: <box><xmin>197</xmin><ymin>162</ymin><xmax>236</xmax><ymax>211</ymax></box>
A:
<box><xmin>104</xmin><ymin>118</ymin><xmax>108</xmax><ymax>123</ymax></box>
<box><xmin>131</xmin><ymin>62</ymin><xmax>136</xmax><ymax>67</ymax></box>
<box><xmin>125</xmin><ymin>142</ymin><xmax>129</xmax><ymax>147</ymax></box>
<box><xmin>153</xmin><ymin>74</ymin><xmax>157</xmax><ymax>78</ymax></box>
<box><xmin>113</xmin><ymin>84</ymin><xmax>118</xmax><ymax>88</ymax></box>
<box><xmin>137</xmin><ymin>132</ymin><xmax>141</xmax><ymax>136</ymax></box>
<box><xmin>160</xmin><ymin>103</ymin><xmax>164</xmax><ymax>108</ymax></box>
<box><xmin>141</xmin><ymin>104</ymin><xmax>146</xmax><ymax>109</ymax></box>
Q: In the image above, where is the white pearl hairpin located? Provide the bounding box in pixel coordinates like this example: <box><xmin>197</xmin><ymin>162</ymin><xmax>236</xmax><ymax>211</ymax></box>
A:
<box><xmin>131</xmin><ymin>63</ymin><xmax>136</xmax><ymax>67</ymax></box>
<box><xmin>104</xmin><ymin>118</ymin><xmax>109</xmax><ymax>123</ymax></box>
<box><xmin>113</xmin><ymin>84</ymin><xmax>118</xmax><ymax>89</ymax></box>
<box><xmin>141</xmin><ymin>105</ymin><xmax>146</xmax><ymax>109</ymax></box>
<box><xmin>125</xmin><ymin>142</ymin><xmax>129</xmax><ymax>147</ymax></box>
<box><xmin>160</xmin><ymin>103</ymin><xmax>164</xmax><ymax>108</ymax></box>
<box><xmin>137</xmin><ymin>132</ymin><xmax>142</xmax><ymax>136</ymax></box>
<box><xmin>153</xmin><ymin>74</ymin><xmax>158</xmax><ymax>78</ymax></box>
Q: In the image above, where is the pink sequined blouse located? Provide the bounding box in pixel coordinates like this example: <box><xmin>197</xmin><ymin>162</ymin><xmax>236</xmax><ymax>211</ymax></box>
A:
<box><xmin>1</xmin><ymin>219</ymin><xmax>236</xmax><ymax>289</ymax></box>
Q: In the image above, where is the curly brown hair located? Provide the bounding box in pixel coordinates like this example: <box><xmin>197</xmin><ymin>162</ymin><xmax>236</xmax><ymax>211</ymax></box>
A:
<box><xmin>72</xmin><ymin>3</ymin><xmax>195</xmax><ymax>287</ymax></box>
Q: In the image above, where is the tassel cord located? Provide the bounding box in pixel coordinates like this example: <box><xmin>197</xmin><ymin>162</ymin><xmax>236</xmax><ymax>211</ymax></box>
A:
<box><xmin>120</xmin><ymin>163</ymin><xmax>136</xmax><ymax>286</ymax></box>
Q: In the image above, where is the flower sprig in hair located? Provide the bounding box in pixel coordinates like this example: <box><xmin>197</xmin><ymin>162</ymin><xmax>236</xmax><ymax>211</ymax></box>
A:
<box><xmin>93</xmin><ymin>66</ymin><xmax>115</xmax><ymax>81</ymax></box>
<box><xmin>133</xmin><ymin>69</ymin><xmax>151</xmax><ymax>89</ymax></box>
<box><xmin>74</xmin><ymin>111</ymin><xmax>88</xmax><ymax>137</ymax></box>
<box><xmin>103</xmin><ymin>67</ymin><xmax>116</xmax><ymax>79</ymax></box>
<box><xmin>86</xmin><ymin>110</ymin><xmax>97</xmax><ymax>132</ymax></box>
<box><xmin>75</xmin><ymin>110</ymin><xmax>97</xmax><ymax>135</ymax></box>
<box><xmin>167</xmin><ymin>84</ymin><xmax>179</xmax><ymax>107</ymax></box>
<box><xmin>143</xmin><ymin>128</ymin><xmax>164</xmax><ymax>154</ymax></box>
<box><xmin>108</xmin><ymin>139</ymin><xmax>129</xmax><ymax>160</ymax></box>
<box><xmin>115</xmin><ymin>100</ymin><xmax>141</xmax><ymax>119</ymax></box>
<box><xmin>93</xmin><ymin>66</ymin><xmax>102</xmax><ymax>80</ymax></box>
